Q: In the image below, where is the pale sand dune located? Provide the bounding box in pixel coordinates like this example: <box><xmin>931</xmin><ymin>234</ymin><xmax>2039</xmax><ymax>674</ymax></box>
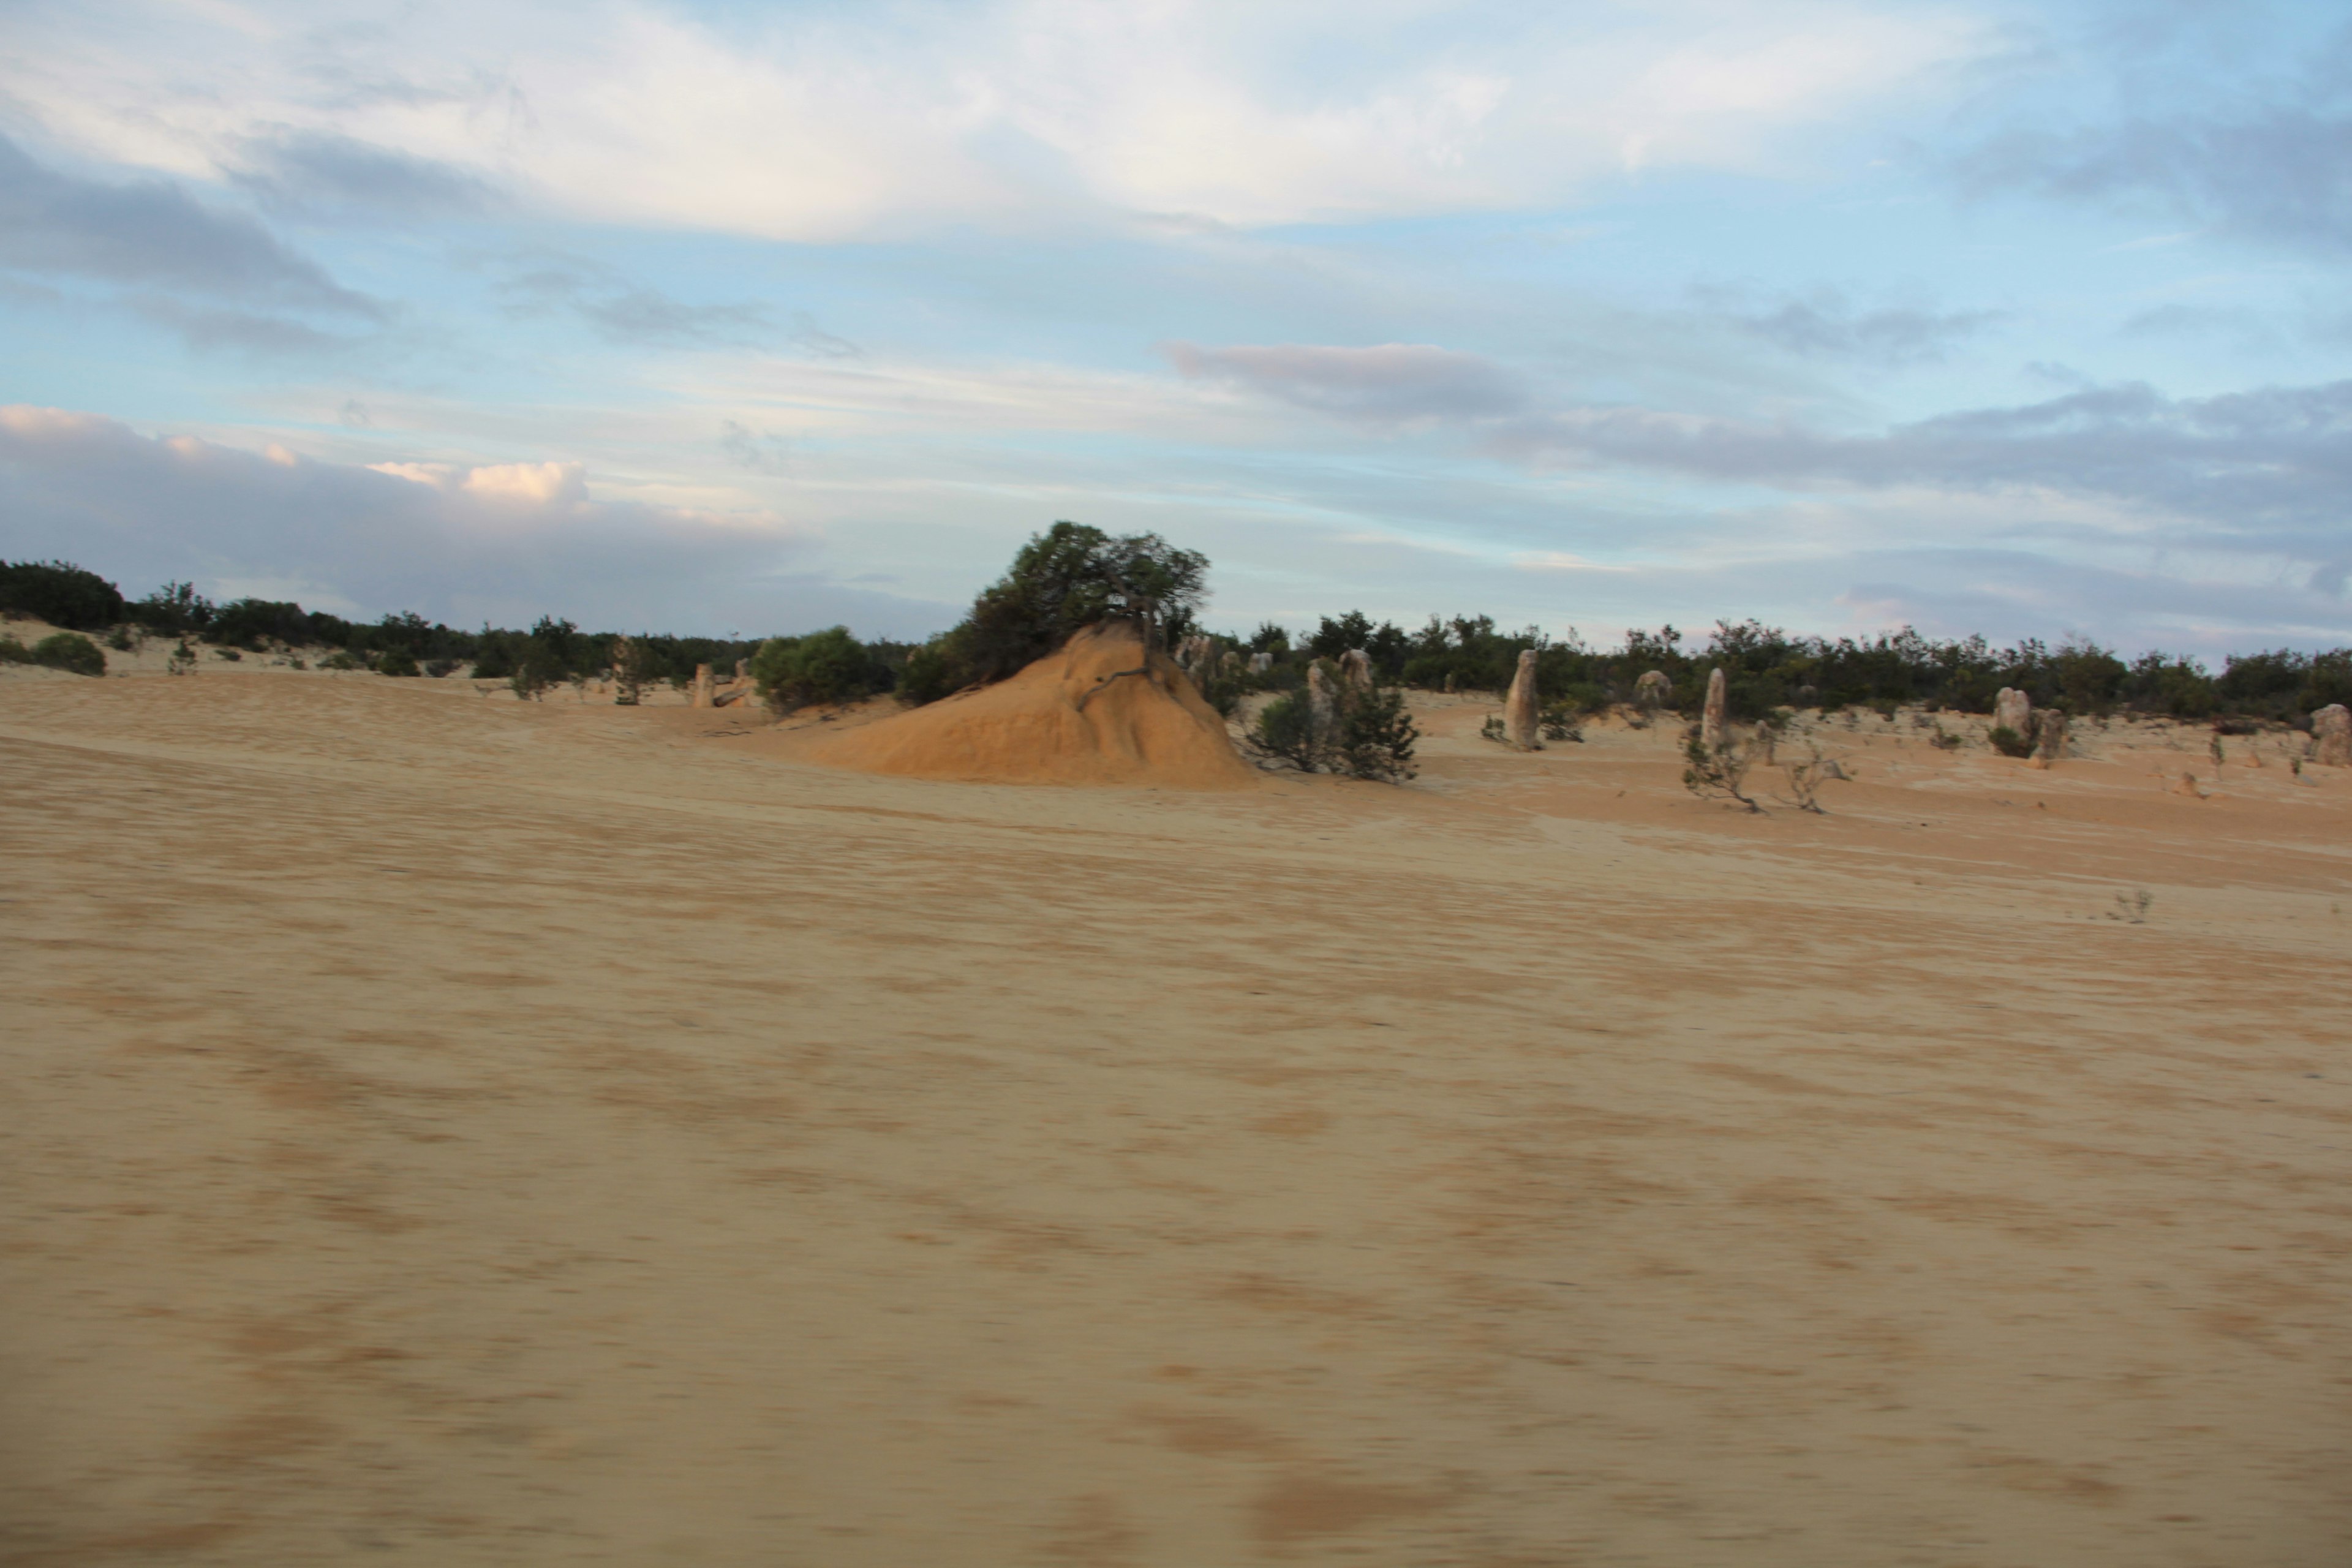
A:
<box><xmin>805</xmin><ymin>621</ymin><xmax>1255</xmax><ymax>790</ymax></box>
<box><xmin>2</xmin><ymin>671</ymin><xmax>2348</xmax><ymax>1566</ymax></box>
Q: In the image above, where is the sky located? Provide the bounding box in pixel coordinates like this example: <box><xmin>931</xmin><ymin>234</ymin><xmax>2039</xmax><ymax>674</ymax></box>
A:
<box><xmin>3</xmin><ymin>0</ymin><xmax>2350</xmax><ymax>654</ymax></box>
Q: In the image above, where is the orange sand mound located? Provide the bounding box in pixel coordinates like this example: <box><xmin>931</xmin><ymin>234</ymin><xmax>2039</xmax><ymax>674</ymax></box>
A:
<box><xmin>806</xmin><ymin>620</ymin><xmax>1257</xmax><ymax>789</ymax></box>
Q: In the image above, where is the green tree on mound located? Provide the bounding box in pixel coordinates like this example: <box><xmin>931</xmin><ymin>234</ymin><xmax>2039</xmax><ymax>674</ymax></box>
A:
<box><xmin>0</xmin><ymin>561</ymin><xmax>124</xmax><ymax>631</ymax></box>
<box><xmin>904</xmin><ymin>522</ymin><xmax>1210</xmax><ymax>702</ymax></box>
<box><xmin>750</xmin><ymin>627</ymin><xmax>891</xmax><ymax>712</ymax></box>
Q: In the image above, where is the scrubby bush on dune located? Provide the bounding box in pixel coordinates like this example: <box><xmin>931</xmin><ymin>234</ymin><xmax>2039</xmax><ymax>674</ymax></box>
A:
<box><xmin>750</xmin><ymin>627</ymin><xmax>892</xmax><ymax>712</ymax></box>
<box><xmin>207</xmin><ymin>597</ymin><xmax>311</xmax><ymax>650</ymax></box>
<box><xmin>129</xmin><ymin>581</ymin><xmax>215</xmax><ymax>636</ymax></box>
<box><xmin>1988</xmin><ymin>725</ymin><xmax>2034</xmax><ymax>758</ymax></box>
<box><xmin>375</xmin><ymin>650</ymin><xmax>421</xmax><ymax>677</ymax></box>
<box><xmin>1683</xmin><ymin>732</ymin><xmax>1759</xmax><ymax>813</ymax></box>
<box><xmin>1246</xmin><ymin>680</ymin><xmax>1419</xmax><ymax>782</ymax></box>
<box><xmin>0</xmin><ymin>561</ymin><xmax>124</xmax><ymax>631</ymax></box>
<box><xmin>31</xmin><ymin>632</ymin><xmax>106</xmax><ymax>676</ymax></box>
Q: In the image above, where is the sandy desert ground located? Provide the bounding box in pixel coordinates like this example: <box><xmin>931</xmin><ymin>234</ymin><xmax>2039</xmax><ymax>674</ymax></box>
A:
<box><xmin>2</xmin><ymin>650</ymin><xmax>2348</xmax><ymax>1566</ymax></box>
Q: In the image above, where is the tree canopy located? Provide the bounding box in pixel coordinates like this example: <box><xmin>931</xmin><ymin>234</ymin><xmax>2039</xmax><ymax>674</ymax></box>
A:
<box><xmin>911</xmin><ymin>521</ymin><xmax>1209</xmax><ymax>696</ymax></box>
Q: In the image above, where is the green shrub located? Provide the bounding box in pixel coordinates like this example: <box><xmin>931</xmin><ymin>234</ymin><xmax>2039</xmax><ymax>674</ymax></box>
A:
<box><xmin>510</xmin><ymin>648</ymin><xmax>564</xmax><ymax>701</ymax></box>
<box><xmin>1683</xmin><ymin>733</ymin><xmax>1760</xmax><ymax>812</ymax></box>
<box><xmin>1250</xmin><ymin>692</ymin><xmax>1325</xmax><ymax>771</ymax></box>
<box><xmin>0</xmin><ymin>561</ymin><xmax>124</xmax><ymax>630</ymax></box>
<box><xmin>896</xmin><ymin>641</ymin><xmax>961</xmax><ymax>706</ymax></box>
<box><xmin>208</xmin><ymin>597</ymin><xmax>309</xmax><ymax>650</ymax></box>
<box><xmin>749</xmin><ymin>627</ymin><xmax>888</xmax><ymax>711</ymax></box>
<box><xmin>1193</xmin><ymin>652</ymin><xmax>1247</xmax><ymax>718</ymax></box>
<box><xmin>1336</xmin><ymin>687</ymin><xmax>1418</xmax><ymax>780</ymax></box>
<box><xmin>31</xmin><ymin>631</ymin><xmax>106</xmax><ymax>676</ymax></box>
<box><xmin>214</xmin><ymin>647</ymin><xmax>242</xmax><ymax>661</ymax></box>
<box><xmin>1988</xmin><ymin>725</ymin><xmax>2032</xmax><ymax>758</ymax></box>
<box><xmin>0</xmin><ymin>636</ymin><xmax>31</xmax><ymax>663</ymax></box>
<box><xmin>129</xmin><ymin>581</ymin><xmax>216</xmax><ymax>636</ymax></box>
<box><xmin>320</xmin><ymin>650</ymin><xmax>364</xmax><ymax>671</ymax></box>
<box><xmin>1539</xmin><ymin>702</ymin><xmax>1583</xmax><ymax>742</ymax></box>
<box><xmin>1246</xmin><ymin>684</ymin><xmax>1418</xmax><ymax>782</ymax></box>
<box><xmin>376</xmin><ymin>649</ymin><xmax>421</xmax><ymax>677</ymax></box>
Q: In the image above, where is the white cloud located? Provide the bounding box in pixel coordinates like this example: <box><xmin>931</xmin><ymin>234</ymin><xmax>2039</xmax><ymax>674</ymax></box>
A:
<box><xmin>2</xmin><ymin>0</ymin><xmax>1995</xmax><ymax>238</ymax></box>
<box><xmin>1514</xmin><ymin>551</ymin><xmax>1634</xmax><ymax>573</ymax></box>
<box><xmin>371</xmin><ymin>457</ymin><xmax>589</xmax><ymax>507</ymax></box>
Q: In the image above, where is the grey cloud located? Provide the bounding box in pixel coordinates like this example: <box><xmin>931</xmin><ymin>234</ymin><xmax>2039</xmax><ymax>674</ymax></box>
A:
<box><xmin>1732</xmin><ymin>295</ymin><xmax>2005</xmax><ymax>364</ymax></box>
<box><xmin>489</xmin><ymin>254</ymin><xmax>825</xmax><ymax>350</ymax></box>
<box><xmin>0</xmin><ymin>133</ymin><xmax>380</xmax><ymax>318</ymax></box>
<box><xmin>1484</xmin><ymin>377</ymin><xmax>2352</xmax><ymax>590</ymax></box>
<box><xmin>789</xmin><ymin>314</ymin><xmax>863</xmax><ymax>359</ymax></box>
<box><xmin>1951</xmin><ymin>28</ymin><xmax>2352</xmax><ymax>258</ymax></box>
<box><xmin>1166</xmin><ymin>341</ymin><xmax>1527</xmax><ymax>421</ymax></box>
<box><xmin>230</xmin><ymin>129</ymin><xmax>498</xmax><ymax>220</ymax></box>
<box><xmin>0</xmin><ymin>407</ymin><xmax>949</xmax><ymax>639</ymax></box>
<box><xmin>578</xmin><ymin>289</ymin><xmax>771</xmax><ymax>346</ymax></box>
<box><xmin>720</xmin><ymin>420</ymin><xmax>793</xmax><ymax>476</ymax></box>
<box><xmin>128</xmin><ymin>297</ymin><xmax>368</xmax><ymax>358</ymax></box>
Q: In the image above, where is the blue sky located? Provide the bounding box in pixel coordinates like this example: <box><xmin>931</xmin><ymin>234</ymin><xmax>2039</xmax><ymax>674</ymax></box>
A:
<box><xmin>4</xmin><ymin>0</ymin><xmax>2350</xmax><ymax>652</ymax></box>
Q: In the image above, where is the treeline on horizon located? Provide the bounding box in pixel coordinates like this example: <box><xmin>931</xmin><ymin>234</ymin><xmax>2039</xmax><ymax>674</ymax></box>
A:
<box><xmin>5</xmin><ymin>554</ymin><xmax>2349</xmax><ymax>726</ymax></box>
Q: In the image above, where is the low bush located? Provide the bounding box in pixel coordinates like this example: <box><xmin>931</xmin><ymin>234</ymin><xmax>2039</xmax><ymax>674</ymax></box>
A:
<box><xmin>376</xmin><ymin>650</ymin><xmax>421</xmax><ymax>677</ymax></box>
<box><xmin>1988</xmin><ymin>725</ymin><xmax>2032</xmax><ymax>758</ymax></box>
<box><xmin>1246</xmin><ymin>683</ymin><xmax>1417</xmax><ymax>782</ymax></box>
<box><xmin>32</xmin><ymin>631</ymin><xmax>107</xmax><ymax>676</ymax></box>
<box><xmin>1683</xmin><ymin>732</ymin><xmax>1760</xmax><ymax>812</ymax></box>
<box><xmin>1539</xmin><ymin>701</ymin><xmax>1583</xmax><ymax>742</ymax></box>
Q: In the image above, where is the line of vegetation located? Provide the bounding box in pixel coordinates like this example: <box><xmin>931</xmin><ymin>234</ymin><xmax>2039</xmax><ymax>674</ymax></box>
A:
<box><xmin>6</xmin><ymin>551</ymin><xmax>2347</xmax><ymax>725</ymax></box>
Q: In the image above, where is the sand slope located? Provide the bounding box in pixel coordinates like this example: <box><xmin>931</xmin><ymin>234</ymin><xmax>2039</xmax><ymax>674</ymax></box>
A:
<box><xmin>805</xmin><ymin>620</ymin><xmax>1257</xmax><ymax>788</ymax></box>
<box><xmin>2</xmin><ymin>671</ymin><xmax>2348</xmax><ymax>1567</ymax></box>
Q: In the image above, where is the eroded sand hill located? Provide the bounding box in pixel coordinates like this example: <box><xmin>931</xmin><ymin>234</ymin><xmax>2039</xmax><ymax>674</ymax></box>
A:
<box><xmin>805</xmin><ymin>620</ymin><xmax>1256</xmax><ymax>789</ymax></box>
<box><xmin>2</xmin><ymin>668</ymin><xmax>2348</xmax><ymax>1567</ymax></box>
